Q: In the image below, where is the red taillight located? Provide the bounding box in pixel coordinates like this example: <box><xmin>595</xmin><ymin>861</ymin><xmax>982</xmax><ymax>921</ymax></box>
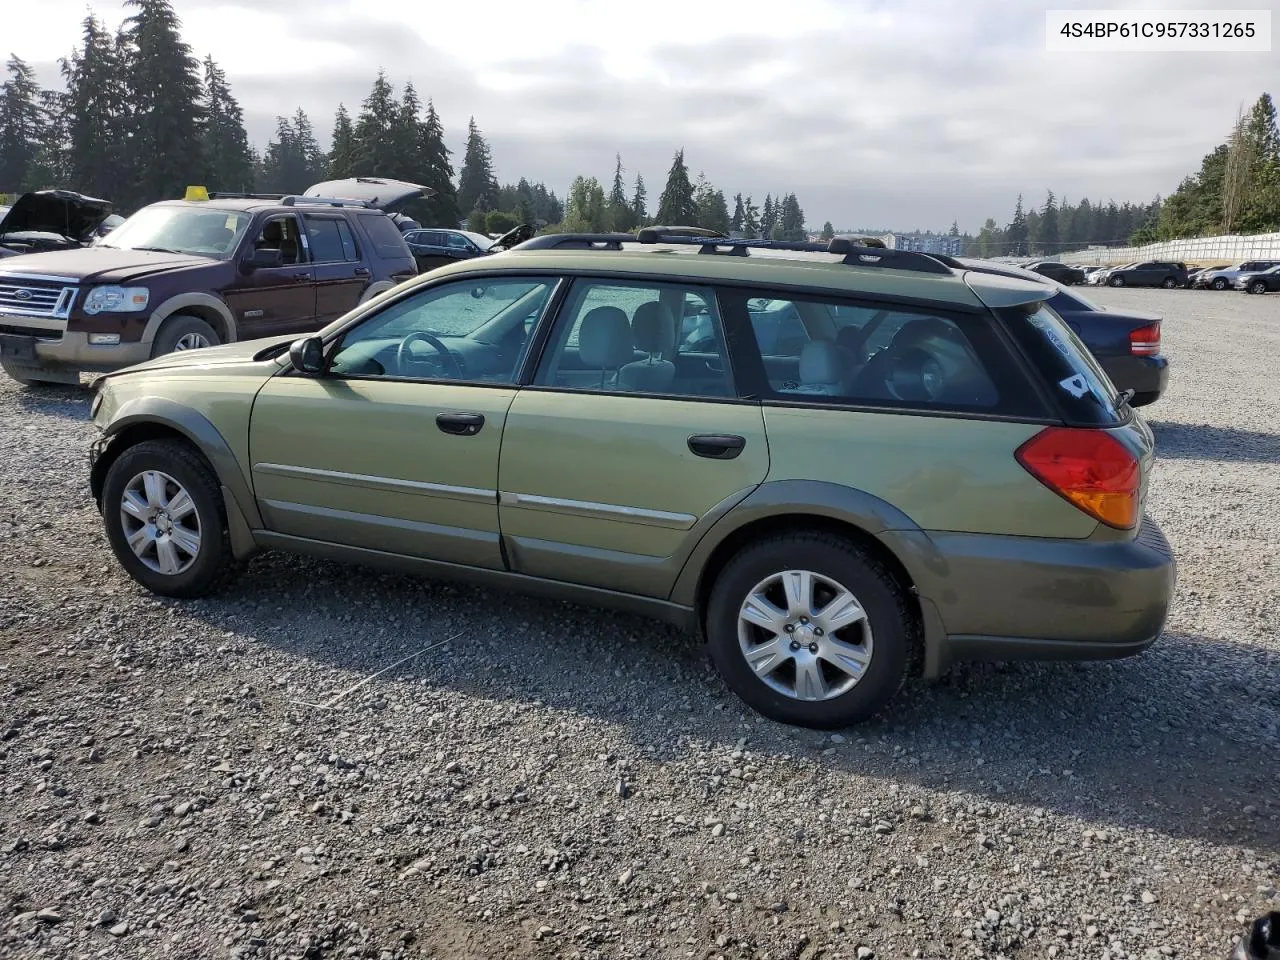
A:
<box><xmin>1015</xmin><ymin>427</ymin><xmax>1140</xmax><ymax>529</ymax></box>
<box><xmin>1129</xmin><ymin>321</ymin><xmax>1161</xmax><ymax>356</ymax></box>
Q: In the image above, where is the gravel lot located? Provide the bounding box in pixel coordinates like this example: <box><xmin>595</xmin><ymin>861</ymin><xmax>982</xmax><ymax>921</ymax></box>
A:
<box><xmin>1</xmin><ymin>286</ymin><xmax>1277</xmax><ymax>960</ymax></box>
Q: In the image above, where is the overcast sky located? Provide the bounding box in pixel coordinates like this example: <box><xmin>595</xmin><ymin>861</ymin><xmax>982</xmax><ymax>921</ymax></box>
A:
<box><xmin>14</xmin><ymin>0</ymin><xmax>1279</xmax><ymax>232</ymax></box>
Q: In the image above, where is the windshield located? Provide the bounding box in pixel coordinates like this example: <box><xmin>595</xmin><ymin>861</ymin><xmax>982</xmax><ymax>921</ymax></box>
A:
<box><xmin>99</xmin><ymin>205</ymin><xmax>252</xmax><ymax>259</ymax></box>
<box><xmin>460</xmin><ymin>230</ymin><xmax>493</xmax><ymax>251</ymax></box>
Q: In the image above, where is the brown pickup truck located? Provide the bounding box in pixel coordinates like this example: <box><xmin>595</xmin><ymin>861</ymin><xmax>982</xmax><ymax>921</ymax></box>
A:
<box><xmin>0</xmin><ymin>179</ymin><xmax>423</xmax><ymax>385</ymax></box>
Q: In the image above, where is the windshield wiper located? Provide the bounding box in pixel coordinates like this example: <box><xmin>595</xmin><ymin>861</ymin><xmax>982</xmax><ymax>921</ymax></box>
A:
<box><xmin>132</xmin><ymin>246</ymin><xmax>182</xmax><ymax>255</ymax></box>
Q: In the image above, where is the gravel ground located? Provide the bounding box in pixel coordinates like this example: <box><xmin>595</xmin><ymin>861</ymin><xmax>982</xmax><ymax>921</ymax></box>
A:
<box><xmin>1</xmin><ymin>287</ymin><xmax>1277</xmax><ymax>960</ymax></box>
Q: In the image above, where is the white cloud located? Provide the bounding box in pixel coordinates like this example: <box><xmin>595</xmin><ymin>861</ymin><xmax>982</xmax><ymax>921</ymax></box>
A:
<box><xmin>11</xmin><ymin>0</ymin><xmax>1279</xmax><ymax>230</ymax></box>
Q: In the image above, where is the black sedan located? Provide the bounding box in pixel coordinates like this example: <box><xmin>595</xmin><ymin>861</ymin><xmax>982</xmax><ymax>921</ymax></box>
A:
<box><xmin>403</xmin><ymin>223</ymin><xmax>533</xmax><ymax>272</ymax></box>
<box><xmin>954</xmin><ymin>257</ymin><xmax>1169</xmax><ymax>406</ymax></box>
<box><xmin>1025</xmin><ymin>260</ymin><xmax>1086</xmax><ymax>285</ymax></box>
<box><xmin>1234</xmin><ymin>264</ymin><xmax>1280</xmax><ymax>294</ymax></box>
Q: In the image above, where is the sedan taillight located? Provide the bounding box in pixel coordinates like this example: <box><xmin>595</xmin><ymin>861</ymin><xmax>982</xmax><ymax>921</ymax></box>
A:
<box><xmin>1129</xmin><ymin>322</ymin><xmax>1161</xmax><ymax>356</ymax></box>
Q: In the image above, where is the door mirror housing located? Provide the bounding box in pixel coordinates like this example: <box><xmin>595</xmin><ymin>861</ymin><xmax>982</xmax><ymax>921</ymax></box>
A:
<box><xmin>289</xmin><ymin>336</ymin><xmax>324</xmax><ymax>375</ymax></box>
<box><xmin>242</xmin><ymin>247</ymin><xmax>283</xmax><ymax>272</ymax></box>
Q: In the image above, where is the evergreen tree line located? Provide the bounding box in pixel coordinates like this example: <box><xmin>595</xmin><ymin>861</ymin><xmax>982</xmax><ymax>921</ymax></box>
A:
<box><xmin>967</xmin><ymin>92</ymin><xmax>1280</xmax><ymax>258</ymax></box>
<box><xmin>556</xmin><ymin>148</ymin><xmax>808</xmax><ymax>239</ymax></box>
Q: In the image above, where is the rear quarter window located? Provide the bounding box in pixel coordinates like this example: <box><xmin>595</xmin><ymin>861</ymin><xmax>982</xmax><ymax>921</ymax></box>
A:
<box><xmin>357</xmin><ymin>213</ymin><xmax>412</xmax><ymax>260</ymax></box>
<box><xmin>1002</xmin><ymin>303</ymin><xmax>1127</xmax><ymax>426</ymax></box>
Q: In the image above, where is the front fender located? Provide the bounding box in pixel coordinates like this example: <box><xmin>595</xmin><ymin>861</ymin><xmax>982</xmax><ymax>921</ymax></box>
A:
<box><xmin>91</xmin><ymin>396</ymin><xmax>262</xmax><ymax>531</ymax></box>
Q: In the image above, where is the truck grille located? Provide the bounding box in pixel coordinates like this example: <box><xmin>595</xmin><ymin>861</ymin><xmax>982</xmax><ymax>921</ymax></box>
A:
<box><xmin>0</xmin><ymin>280</ymin><xmax>78</xmax><ymax>318</ymax></box>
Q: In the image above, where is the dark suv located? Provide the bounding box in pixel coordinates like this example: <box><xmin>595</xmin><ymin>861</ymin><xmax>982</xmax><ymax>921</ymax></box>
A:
<box><xmin>1100</xmin><ymin>260</ymin><xmax>1188</xmax><ymax>288</ymax></box>
<box><xmin>0</xmin><ymin>191</ymin><xmax>418</xmax><ymax>386</ymax></box>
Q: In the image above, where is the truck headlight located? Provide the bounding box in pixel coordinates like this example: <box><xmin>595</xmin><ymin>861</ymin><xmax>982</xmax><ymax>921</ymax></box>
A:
<box><xmin>83</xmin><ymin>286</ymin><xmax>149</xmax><ymax>315</ymax></box>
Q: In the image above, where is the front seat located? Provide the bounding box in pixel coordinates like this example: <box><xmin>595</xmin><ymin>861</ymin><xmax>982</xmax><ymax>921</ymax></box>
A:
<box><xmin>789</xmin><ymin>340</ymin><xmax>847</xmax><ymax>395</ymax></box>
<box><xmin>577</xmin><ymin>306</ymin><xmax>634</xmax><ymax>390</ymax></box>
<box><xmin>618</xmin><ymin>301</ymin><xmax>676</xmax><ymax>393</ymax></box>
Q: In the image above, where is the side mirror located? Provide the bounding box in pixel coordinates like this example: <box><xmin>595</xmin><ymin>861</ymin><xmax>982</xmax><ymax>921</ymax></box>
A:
<box><xmin>288</xmin><ymin>336</ymin><xmax>324</xmax><ymax>375</ymax></box>
<box><xmin>242</xmin><ymin>247</ymin><xmax>283</xmax><ymax>272</ymax></box>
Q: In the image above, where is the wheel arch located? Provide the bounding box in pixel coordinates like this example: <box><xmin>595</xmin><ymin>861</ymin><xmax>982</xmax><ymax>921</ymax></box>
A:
<box><xmin>141</xmin><ymin>293</ymin><xmax>238</xmax><ymax>346</ymax></box>
<box><xmin>91</xmin><ymin>397</ymin><xmax>262</xmax><ymax>536</ymax></box>
<box><xmin>671</xmin><ymin>480</ymin><xmax>949</xmax><ymax>677</ymax></box>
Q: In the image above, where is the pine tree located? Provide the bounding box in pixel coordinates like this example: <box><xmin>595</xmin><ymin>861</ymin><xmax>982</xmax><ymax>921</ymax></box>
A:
<box><xmin>24</xmin><ymin>88</ymin><xmax>69</xmax><ymax>189</ymax></box>
<box><xmin>1005</xmin><ymin>195</ymin><xmax>1028</xmax><ymax>255</ymax></box>
<box><xmin>630</xmin><ymin>173</ymin><xmax>647</xmax><ymax>226</ymax></box>
<box><xmin>821</xmin><ymin>221</ymin><xmax>835</xmax><ymax>241</ymax></box>
<box><xmin>392</xmin><ymin>81</ymin><xmax>424</xmax><ymax>181</ymax></box>
<box><xmin>563</xmin><ymin>175</ymin><xmax>608</xmax><ymax>231</ymax></box>
<box><xmin>120</xmin><ymin>0</ymin><xmax>207</xmax><ymax>206</ymax></box>
<box><xmin>61</xmin><ymin>16</ymin><xmax>128</xmax><ymax>201</ymax></box>
<box><xmin>199</xmin><ymin>56</ymin><xmax>253</xmax><ymax>192</ymax></box>
<box><xmin>328</xmin><ymin>103</ymin><xmax>356</xmax><ymax>178</ymax></box>
<box><xmin>777</xmin><ymin>192</ymin><xmax>806</xmax><ymax>240</ymax></box>
<box><xmin>292</xmin><ymin>108</ymin><xmax>325</xmax><ymax>185</ymax></box>
<box><xmin>760</xmin><ymin>194</ymin><xmax>776</xmax><ymax>235</ymax></box>
<box><xmin>1037</xmin><ymin>191</ymin><xmax>1059</xmax><ymax>254</ymax></box>
<box><xmin>353</xmin><ymin>70</ymin><xmax>399</xmax><ymax>177</ymax></box>
<box><xmin>0</xmin><ymin>56</ymin><xmax>43</xmax><ymax>192</ymax></box>
<box><xmin>654</xmin><ymin>148</ymin><xmax>696</xmax><ymax>224</ymax></box>
<box><xmin>418</xmin><ymin>99</ymin><xmax>458</xmax><ymax>227</ymax></box>
<box><xmin>741</xmin><ymin>195</ymin><xmax>760</xmax><ymax>237</ymax></box>
<box><xmin>607</xmin><ymin>153</ymin><xmax>632</xmax><ymax>232</ymax></box>
<box><xmin>457</xmin><ymin>116</ymin><xmax>499</xmax><ymax>215</ymax></box>
<box><xmin>730</xmin><ymin>193</ymin><xmax>745</xmax><ymax>233</ymax></box>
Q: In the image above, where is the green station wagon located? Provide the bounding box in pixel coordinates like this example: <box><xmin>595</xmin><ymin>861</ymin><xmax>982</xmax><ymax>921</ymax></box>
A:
<box><xmin>86</xmin><ymin>232</ymin><xmax>1176</xmax><ymax>728</ymax></box>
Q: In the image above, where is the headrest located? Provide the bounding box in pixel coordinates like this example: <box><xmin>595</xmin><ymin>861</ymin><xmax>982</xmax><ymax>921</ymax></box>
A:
<box><xmin>631</xmin><ymin>301</ymin><xmax>676</xmax><ymax>356</ymax></box>
<box><xmin>799</xmin><ymin>340</ymin><xmax>843</xmax><ymax>385</ymax></box>
<box><xmin>835</xmin><ymin>324</ymin><xmax>863</xmax><ymax>352</ymax></box>
<box><xmin>578</xmin><ymin>306</ymin><xmax>633</xmax><ymax>369</ymax></box>
<box><xmin>892</xmin><ymin>316</ymin><xmax>955</xmax><ymax>349</ymax></box>
<box><xmin>261</xmin><ymin>220</ymin><xmax>283</xmax><ymax>241</ymax></box>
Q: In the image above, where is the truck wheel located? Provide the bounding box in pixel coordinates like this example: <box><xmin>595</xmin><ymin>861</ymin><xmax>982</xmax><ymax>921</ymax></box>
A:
<box><xmin>101</xmin><ymin>438</ymin><xmax>233</xmax><ymax>598</ymax></box>
<box><xmin>151</xmin><ymin>315</ymin><xmax>220</xmax><ymax>359</ymax></box>
<box><xmin>704</xmin><ymin>531</ymin><xmax>915</xmax><ymax>729</ymax></box>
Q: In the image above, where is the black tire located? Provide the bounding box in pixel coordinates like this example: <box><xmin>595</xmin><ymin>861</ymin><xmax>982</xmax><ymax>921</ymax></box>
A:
<box><xmin>101</xmin><ymin>439</ymin><xmax>233</xmax><ymax>598</ymax></box>
<box><xmin>1108</xmin><ymin>275</ymin><xmax>1125</xmax><ymax>287</ymax></box>
<box><xmin>705</xmin><ymin>531</ymin><xmax>915</xmax><ymax>729</ymax></box>
<box><xmin>1249</xmin><ymin>281</ymin><xmax>1268</xmax><ymax>295</ymax></box>
<box><xmin>1129</xmin><ymin>391</ymin><xmax>1159</xmax><ymax>407</ymax></box>
<box><xmin>150</xmin><ymin>314</ymin><xmax>220</xmax><ymax>359</ymax></box>
<box><xmin>1160</xmin><ymin>277</ymin><xmax>1176</xmax><ymax>289</ymax></box>
<box><xmin>1212</xmin><ymin>277</ymin><xmax>1228</xmax><ymax>290</ymax></box>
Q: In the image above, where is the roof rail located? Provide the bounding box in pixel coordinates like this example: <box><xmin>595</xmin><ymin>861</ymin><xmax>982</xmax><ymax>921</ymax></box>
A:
<box><xmin>207</xmin><ymin>191</ymin><xmax>287</xmax><ymax>200</ymax></box>
<box><xmin>279</xmin><ymin>195</ymin><xmax>377</xmax><ymax>209</ymax></box>
<box><xmin>509</xmin><ymin>231</ymin><xmax>954</xmax><ymax>276</ymax></box>
<box><xmin>511</xmin><ymin>232</ymin><xmax>638</xmax><ymax>251</ymax></box>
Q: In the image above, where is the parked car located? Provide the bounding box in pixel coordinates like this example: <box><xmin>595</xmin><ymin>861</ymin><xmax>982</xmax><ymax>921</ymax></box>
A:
<box><xmin>1024</xmin><ymin>260</ymin><xmax>1086</xmax><ymax>285</ymax></box>
<box><xmin>1233</xmin><ymin>263</ymin><xmax>1280</xmax><ymax>293</ymax></box>
<box><xmin>86</xmin><ymin>232</ymin><xmax>1174</xmax><ymax>729</ymax></box>
<box><xmin>1095</xmin><ymin>260</ymin><xmax>1189</xmax><ymax>288</ymax></box>
<box><xmin>0</xmin><ymin>189</ymin><xmax>115</xmax><ymax>259</ymax></box>
<box><xmin>1194</xmin><ymin>259</ymin><xmax>1280</xmax><ymax>290</ymax></box>
<box><xmin>951</xmin><ymin>257</ymin><xmax>1169</xmax><ymax>406</ymax></box>
<box><xmin>403</xmin><ymin>223</ymin><xmax>533</xmax><ymax>272</ymax></box>
<box><xmin>0</xmin><ymin>186</ymin><xmax>419</xmax><ymax>386</ymax></box>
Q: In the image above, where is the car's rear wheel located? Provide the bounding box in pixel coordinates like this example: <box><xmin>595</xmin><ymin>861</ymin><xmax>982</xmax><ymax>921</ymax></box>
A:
<box><xmin>705</xmin><ymin>532</ymin><xmax>913</xmax><ymax>728</ymax></box>
<box><xmin>1249</xmin><ymin>280</ymin><xmax>1268</xmax><ymax>295</ymax></box>
<box><xmin>1161</xmin><ymin>277</ymin><xmax>1177</xmax><ymax>289</ymax></box>
<box><xmin>1212</xmin><ymin>277</ymin><xmax>1228</xmax><ymax>290</ymax></box>
<box><xmin>101</xmin><ymin>439</ymin><xmax>233</xmax><ymax>598</ymax></box>
<box><xmin>1109</xmin><ymin>275</ymin><xmax>1125</xmax><ymax>287</ymax></box>
<box><xmin>151</xmin><ymin>314</ymin><xmax>220</xmax><ymax>359</ymax></box>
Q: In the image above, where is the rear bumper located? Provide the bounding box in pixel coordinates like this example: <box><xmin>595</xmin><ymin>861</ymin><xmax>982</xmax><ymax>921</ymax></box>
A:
<box><xmin>890</xmin><ymin>516</ymin><xmax>1176</xmax><ymax>677</ymax></box>
<box><xmin>1099</xmin><ymin>353</ymin><xmax>1169</xmax><ymax>401</ymax></box>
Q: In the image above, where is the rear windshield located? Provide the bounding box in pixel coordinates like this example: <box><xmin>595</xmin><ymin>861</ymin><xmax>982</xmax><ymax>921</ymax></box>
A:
<box><xmin>1003</xmin><ymin>303</ymin><xmax>1127</xmax><ymax>426</ymax></box>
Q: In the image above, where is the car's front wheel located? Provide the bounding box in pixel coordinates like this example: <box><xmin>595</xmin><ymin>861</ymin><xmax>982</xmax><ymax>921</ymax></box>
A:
<box><xmin>1212</xmin><ymin>277</ymin><xmax>1229</xmax><ymax>290</ymax></box>
<box><xmin>1249</xmin><ymin>281</ymin><xmax>1268</xmax><ymax>295</ymax></box>
<box><xmin>705</xmin><ymin>532</ymin><xmax>913</xmax><ymax>728</ymax></box>
<box><xmin>1109</xmin><ymin>275</ymin><xmax>1125</xmax><ymax>287</ymax></box>
<box><xmin>101</xmin><ymin>439</ymin><xmax>233</xmax><ymax>598</ymax></box>
<box><xmin>1161</xmin><ymin>277</ymin><xmax>1177</xmax><ymax>289</ymax></box>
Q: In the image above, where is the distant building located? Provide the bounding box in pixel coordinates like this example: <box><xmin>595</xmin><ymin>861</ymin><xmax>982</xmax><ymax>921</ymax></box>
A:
<box><xmin>887</xmin><ymin>233</ymin><xmax>966</xmax><ymax>256</ymax></box>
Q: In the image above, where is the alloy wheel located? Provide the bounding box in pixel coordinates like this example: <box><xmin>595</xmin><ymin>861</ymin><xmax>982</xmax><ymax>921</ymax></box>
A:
<box><xmin>737</xmin><ymin>569</ymin><xmax>874</xmax><ymax>702</ymax></box>
<box><xmin>119</xmin><ymin>470</ymin><xmax>202</xmax><ymax>575</ymax></box>
<box><xmin>174</xmin><ymin>332</ymin><xmax>212</xmax><ymax>351</ymax></box>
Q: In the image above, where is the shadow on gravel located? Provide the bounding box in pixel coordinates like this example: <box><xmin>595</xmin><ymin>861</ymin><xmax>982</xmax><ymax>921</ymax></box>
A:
<box><xmin>178</xmin><ymin>551</ymin><xmax>1280</xmax><ymax>856</ymax></box>
<box><xmin>1151</xmin><ymin>419</ymin><xmax>1280</xmax><ymax>464</ymax></box>
<box><xmin>12</xmin><ymin>382</ymin><xmax>92</xmax><ymax>421</ymax></box>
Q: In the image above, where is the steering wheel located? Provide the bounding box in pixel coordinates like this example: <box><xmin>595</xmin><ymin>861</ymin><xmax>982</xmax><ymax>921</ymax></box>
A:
<box><xmin>396</xmin><ymin>331</ymin><xmax>463</xmax><ymax>379</ymax></box>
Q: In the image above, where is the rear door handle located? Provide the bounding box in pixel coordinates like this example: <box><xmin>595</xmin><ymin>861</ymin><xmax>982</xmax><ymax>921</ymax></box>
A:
<box><xmin>436</xmin><ymin>412</ymin><xmax>485</xmax><ymax>436</ymax></box>
<box><xmin>688</xmin><ymin>433</ymin><xmax>745</xmax><ymax>460</ymax></box>
<box><xmin>354</xmin><ymin>266</ymin><xmax>370</xmax><ymax>276</ymax></box>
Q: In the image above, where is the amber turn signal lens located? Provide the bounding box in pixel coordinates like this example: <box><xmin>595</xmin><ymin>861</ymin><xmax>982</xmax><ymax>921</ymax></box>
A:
<box><xmin>1015</xmin><ymin>427</ymin><xmax>1140</xmax><ymax>529</ymax></box>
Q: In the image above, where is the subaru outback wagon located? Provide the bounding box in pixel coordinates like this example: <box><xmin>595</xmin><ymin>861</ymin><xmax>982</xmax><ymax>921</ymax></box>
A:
<box><xmin>87</xmin><ymin>232</ymin><xmax>1175</xmax><ymax>728</ymax></box>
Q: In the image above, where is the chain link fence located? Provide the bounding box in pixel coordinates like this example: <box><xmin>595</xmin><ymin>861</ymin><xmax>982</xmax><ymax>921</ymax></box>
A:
<box><xmin>1057</xmin><ymin>233</ymin><xmax>1280</xmax><ymax>266</ymax></box>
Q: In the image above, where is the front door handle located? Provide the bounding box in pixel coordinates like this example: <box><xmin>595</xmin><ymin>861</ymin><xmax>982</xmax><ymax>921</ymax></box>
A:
<box><xmin>354</xmin><ymin>266</ymin><xmax>371</xmax><ymax>277</ymax></box>
<box><xmin>292</xmin><ymin>271</ymin><xmax>310</xmax><ymax>281</ymax></box>
<box><xmin>436</xmin><ymin>412</ymin><xmax>485</xmax><ymax>436</ymax></box>
<box><xmin>688</xmin><ymin>433</ymin><xmax>745</xmax><ymax>460</ymax></box>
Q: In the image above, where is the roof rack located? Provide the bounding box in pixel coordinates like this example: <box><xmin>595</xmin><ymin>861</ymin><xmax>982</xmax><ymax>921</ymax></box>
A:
<box><xmin>279</xmin><ymin>195</ymin><xmax>377</xmax><ymax>209</ymax></box>
<box><xmin>207</xmin><ymin>191</ymin><xmax>287</xmax><ymax>200</ymax></box>
<box><xmin>511</xmin><ymin>231</ymin><xmax>953</xmax><ymax>274</ymax></box>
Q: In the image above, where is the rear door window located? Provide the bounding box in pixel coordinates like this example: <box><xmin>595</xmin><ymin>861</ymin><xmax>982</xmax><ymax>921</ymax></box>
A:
<box><xmin>357</xmin><ymin>213</ymin><xmax>410</xmax><ymax>259</ymax></box>
<box><xmin>1002</xmin><ymin>303</ymin><xmax>1127</xmax><ymax>426</ymax></box>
